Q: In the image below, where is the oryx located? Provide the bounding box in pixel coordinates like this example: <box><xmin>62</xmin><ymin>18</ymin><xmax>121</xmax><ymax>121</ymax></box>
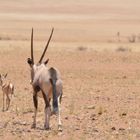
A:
<box><xmin>0</xmin><ymin>73</ymin><xmax>14</xmax><ymax>111</ymax></box>
<box><xmin>27</xmin><ymin>28</ymin><xmax>63</xmax><ymax>131</ymax></box>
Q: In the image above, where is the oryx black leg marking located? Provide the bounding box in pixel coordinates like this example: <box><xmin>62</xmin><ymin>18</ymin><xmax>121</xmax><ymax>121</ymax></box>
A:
<box><xmin>33</xmin><ymin>94</ymin><xmax>38</xmax><ymax>109</ymax></box>
<box><xmin>31</xmin><ymin>93</ymin><xmax>38</xmax><ymax>129</ymax></box>
<box><xmin>33</xmin><ymin>86</ymin><xmax>40</xmax><ymax>109</ymax></box>
<box><xmin>31</xmin><ymin>86</ymin><xmax>40</xmax><ymax>129</ymax></box>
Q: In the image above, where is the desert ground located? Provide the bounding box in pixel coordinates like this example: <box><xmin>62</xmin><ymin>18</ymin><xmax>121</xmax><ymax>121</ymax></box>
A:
<box><xmin>0</xmin><ymin>0</ymin><xmax>140</xmax><ymax>139</ymax></box>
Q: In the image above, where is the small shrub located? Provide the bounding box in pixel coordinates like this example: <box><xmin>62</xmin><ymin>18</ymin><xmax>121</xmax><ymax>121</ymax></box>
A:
<box><xmin>137</xmin><ymin>33</ymin><xmax>140</xmax><ymax>42</ymax></box>
<box><xmin>77</xmin><ymin>46</ymin><xmax>87</xmax><ymax>51</ymax></box>
<box><xmin>128</xmin><ymin>34</ymin><xmax>136</xmax><ymax>43</ymax></box>
<box><xmin>0</xmin><ymin>36</ymin><xmax>11</xmax><ymax>40</ymax></box>
<box><xmin>116</xmin><ymin>46</ymin><xmax>131</xmax><ymax>52</ymax></box>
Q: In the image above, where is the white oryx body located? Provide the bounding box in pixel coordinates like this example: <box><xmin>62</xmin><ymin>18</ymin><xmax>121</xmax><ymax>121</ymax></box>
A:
<box><xmin>31</xmin><ymin>64</ymin><xmax>62</xmax><ymax>101</ymax></box>
<box><xmin>0</xmin><ymin>74</ymin><xmax>14</xmax><ymax>111</ymax></box>
<box><xmin>27</xmin><ymin>28</ymin><xmax>63</xmax><ymax>131</ymax></box>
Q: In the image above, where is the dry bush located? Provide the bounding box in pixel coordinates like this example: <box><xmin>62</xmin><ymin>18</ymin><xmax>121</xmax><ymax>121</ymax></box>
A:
<box><xmin>137</xmin><ymin>34</ymin><xmax>140</xmax><ymax>42</ymax></box>
<box><xmin>128</xmin><ymin>34</ymin><xmax>136</xmax><ymax>43</ymax></box>
<box><xmin>116</xmin><ymin>46</ymin><xmax>131</xmax><ymax>52</ymax></box>
<box><xmin>0</xmin><ymin>36</ymin><xmax>11</xmax><ymax>40</ymax></box>
<box><xmin>77</xmin><ymin>46</ymin><xmax>87</xmax><ymax>51</ymax></box>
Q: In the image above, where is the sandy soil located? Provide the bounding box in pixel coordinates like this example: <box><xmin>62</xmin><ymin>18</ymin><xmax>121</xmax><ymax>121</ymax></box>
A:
<box><xmin>0</xmin><ymin>0</ymin><xmax>140</xmax><ymax>139</ymax></box>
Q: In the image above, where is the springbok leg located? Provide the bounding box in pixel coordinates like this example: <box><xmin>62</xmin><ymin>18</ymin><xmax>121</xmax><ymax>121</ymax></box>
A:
<box><xmin>6</xmin><ymin>95</ymin><xmax>10</xmax><ymax>111</ymax></box>
<box><xmin>2</xmin><ymin>92</ymin><xmax>5</xmax><ymax>111</ymax></box>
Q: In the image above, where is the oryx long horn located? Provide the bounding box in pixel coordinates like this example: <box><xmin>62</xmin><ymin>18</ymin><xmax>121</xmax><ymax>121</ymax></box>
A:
<box><xmin>31</xmin><ymin>28</ymin><xmax>34</xmax><ymax>64</ymax></box>
<box><xmin>38</xmin><ymin>28</ymin><xmax>54</xmax><ymax>63</ymax></box>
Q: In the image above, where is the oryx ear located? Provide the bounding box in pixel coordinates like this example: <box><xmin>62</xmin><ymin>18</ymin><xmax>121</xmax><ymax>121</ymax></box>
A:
<box><xmin>4</xmin><ymin>73</ymin><xmax>8</xmax><ymax>78</ymax></box>
<box><xmin>27</xmin><ymin>58</ymin><xmax>33</xmax><ymax>66</ymax></box>
<box><xmin>44</xmin><ymin>58</ymin><xmax>49</xmax><ymax>65</ymax></box>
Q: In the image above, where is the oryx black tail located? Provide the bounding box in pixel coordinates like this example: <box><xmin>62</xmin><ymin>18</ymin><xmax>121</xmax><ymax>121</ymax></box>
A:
<box><xmin>49</xmin><ymin>67</ymin><xmax>58</xmax><ymax>113</ymax></box>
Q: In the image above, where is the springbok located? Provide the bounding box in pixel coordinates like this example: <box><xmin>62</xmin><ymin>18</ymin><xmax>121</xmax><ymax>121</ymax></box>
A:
<box><xmin>27</xmin><ymin>28</ymin><xmax>63</xmax><ymax>131</ymax></box>
<box><xmin>0</xmin><ymin>73</ymin><xmax>14</xmax><ymax>111</ymax></box>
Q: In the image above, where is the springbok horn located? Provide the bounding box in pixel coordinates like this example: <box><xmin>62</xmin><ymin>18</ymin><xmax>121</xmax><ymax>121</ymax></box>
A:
<box><xmin>38</xmin><ymin>28</ymin><xmax>54</xmax><ymax>63</ymax></box>
<box><xmin>31</xmin><ymin>28</ymin><xmax>34</xmax><ymax>64</ymax></box>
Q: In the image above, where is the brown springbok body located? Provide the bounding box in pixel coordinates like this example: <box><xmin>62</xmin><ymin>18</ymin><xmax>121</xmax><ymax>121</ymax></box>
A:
<box><xmin>27</xmin><ymin>28</ymin><xmax>63</xmax><ymax>131</ymax></box>
<box><xmin>0</xmin><ymin>74</ymin><xmax>14</xmax><ymax>111</ymax></box>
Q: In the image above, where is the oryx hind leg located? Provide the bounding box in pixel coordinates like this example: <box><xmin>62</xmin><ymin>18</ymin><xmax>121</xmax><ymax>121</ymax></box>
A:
<box><xmin>57</xmin><ymin>95</ymin><xmax>63</xmax><ymax>131</ymax></box>
<box><xmin>31</xmin><ymin>93</ymin><xmax>38</xmax><ymax>129</ymax></box>
<box><xmin>44</xmin><ymin>106</ymin><xmax>51</xmax><ymax>130</ymax></box>
<box><xmin>42</xmin><ymin>91</ymin><xmax>51</xmax><ymax>130</ymax></box>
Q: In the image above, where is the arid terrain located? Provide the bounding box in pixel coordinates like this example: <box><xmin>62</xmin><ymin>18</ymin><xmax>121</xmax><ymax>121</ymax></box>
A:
<box><xmin>0</xmin><ymin>0</ymin><xmax>140</xmax><ymax>139</ymax></box>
